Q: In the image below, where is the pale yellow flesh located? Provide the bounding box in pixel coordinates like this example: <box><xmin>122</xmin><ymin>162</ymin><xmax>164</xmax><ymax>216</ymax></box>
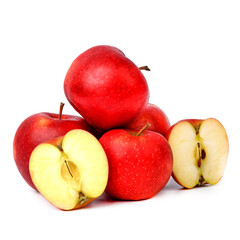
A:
<box><xmin>62</xmin><ymin>130</ymin><xmax>109</xmax><ymax>198</ymax></box>
<box><xmin>169</xmin><ymin>118</ymin><xmax>228</xmax><ymax>188</ymax></box>
<box><xmin>169</xmin><ymin>122</ymin><xmax>200</xmax><ymax>188</ymax></box>
<box><xmin>29</xmin><ymin>130</ymin><xmax>108</xmax><ymax>210</ymax></box>
<box><xmin>200</xmin><ymin>119</ymin><xmax>229</xmax><ymax>184</ymax></box>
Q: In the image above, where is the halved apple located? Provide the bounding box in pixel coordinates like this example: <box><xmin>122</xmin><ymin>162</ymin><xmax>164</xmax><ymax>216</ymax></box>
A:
<box><xmin>29</xmin><ymin>129</ymin><xmax>109</xmax><ymax>210</ymax></box>
<box><xmin>167</xmin><ymin>118</ymin><xmax>229</xmax><ymax>188</ymax></box>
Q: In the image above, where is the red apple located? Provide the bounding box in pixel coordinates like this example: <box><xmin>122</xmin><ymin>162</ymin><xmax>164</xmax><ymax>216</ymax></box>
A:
<box><xmin>125</xmin><ymin>103</ymin><xmax>170</xmax><ymax>137</ymax></box>
<box><xmin>99</xmin><ymin>123</ymin><xmax>173</xmax><ymax>200</ymax></box>
<box><xmin>13</xmin><ymin>103</ymin><xmax>95</xmax><ymax>190</ymax></box>
<box><xmin>166</xmin><ymin>118</ymin><xmax>229</xmax><ymax>188</ymax></box>
<box><xmin>64</xmin><ymin>45</ymin><xmax>149</xmax><ymax>130</ymax></box>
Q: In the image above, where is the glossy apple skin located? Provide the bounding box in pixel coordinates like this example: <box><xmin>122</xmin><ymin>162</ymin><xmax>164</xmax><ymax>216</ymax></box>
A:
<box><xmin>13</xmin><ymin>112</ymin><xmax>95</xmax><ymax>190</ymax></box>
<box><xmin>125</xmin><ymin>103</ymin><xmax>170</xmax><ymax>137</ymax></box>
<box><xmin>99</xmin><ymin>129</ymin><xmax>173</xmax><ymax>200</ymax></box>
<box><xmin>64</xmin><ymin>45</ymin><xmax>149</xmax><ymax>130</ymax></box>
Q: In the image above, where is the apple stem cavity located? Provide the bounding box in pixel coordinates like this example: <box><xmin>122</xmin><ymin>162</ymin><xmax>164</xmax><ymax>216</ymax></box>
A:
<box><xmin>198</xmin><ymin>176</ymin><xmax>205</xmax><ymax>186</ymax></box>
<box><xmin>139</xmin><ymin>66</ymin><xmax>151</xmax><ymax>71</ymax></box>
<box><xmin>59</xmin><ymin>102</ymin><xmax>65</xmax><ymax>120</ymax></box>
<box><xmin>64</xmin><ymin>160</ymin><xmax>73</xmax><ymax>178</ymax></box>
<box><xmin>136</xmin><ymin>122</ymin><xmax>151</xmax><ymax>136</ymax></box>
<box><xmin>79</xmin><ymin>193</ymin><xmax>88</xmax><ymax>204</ymax></box>
<box><xmin>197</xmin><ymin>142</ymin><xmax>202</xmax><ymax>167</ymax></box>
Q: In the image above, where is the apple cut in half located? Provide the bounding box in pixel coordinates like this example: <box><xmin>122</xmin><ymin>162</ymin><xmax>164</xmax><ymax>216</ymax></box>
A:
<box><xmin>167</xmin><ymin>118</ymin><xmax>229</xmax><ymax>188</ymax></box>
<box><xmin>29</xmin><ymin>129</ymin><xmax>109</xmax><ymax>210</ymax></box>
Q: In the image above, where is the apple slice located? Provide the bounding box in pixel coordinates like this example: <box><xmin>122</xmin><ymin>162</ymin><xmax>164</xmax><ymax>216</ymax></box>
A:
<box><xmin>29</xmin><ymin>129</ymin><xmax>108</xmax><ymax>210</ymax></box>
<box><xmin>167</xmin><ymin>118</ymin><xmax>229</xmax><ymax>188</ymax></box>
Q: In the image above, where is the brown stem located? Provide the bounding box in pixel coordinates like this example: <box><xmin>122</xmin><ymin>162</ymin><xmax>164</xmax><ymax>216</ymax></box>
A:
<box><xmin>59</xmin><ymin>102</ymin><xmax>65</xmax><ymax>119</ymax></box>
<box><xmin>198</xmin><ymin>175</ymin><xmax>205</xmax><ymax>186</ymax></box>
<box><xmin>136</xmin><ymin>122</ymin><xmax>151</xmax><ymax>136</ymax></box>
<box><xmin>64</xmin><ymin>160</ymin><xmax>73</xmax><ymax>178</ymax></box>
<box><xmin>139</xmin><ymin>66</ymin><xmax>151</xmax><ymax>71</ymax></box>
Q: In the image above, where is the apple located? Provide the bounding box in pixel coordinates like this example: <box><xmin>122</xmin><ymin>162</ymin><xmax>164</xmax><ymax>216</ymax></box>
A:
<box><xmin>125</xmin><ymin>103</ymin><xmax>170</xmax><ymax>137</ymax></box>
<box><xmin>13</xmin><ymin>103</ymin><xmax>96</xmax><ymax>190</ymax></box>
<box><xmin>99</xmin><ymin>123</ymin><xmax>173</xmax><ymax>200</ymax></box>
<box><xmin>64</xmin><ymin>45</ymin><xmax>149</xmax><ymax>130</ymax></box>
<box><xmin>29</xmin><ymin>129</ymin><xmax>108</xmax><ymax>210</ymax></box>
<box><xmin>166</xmin><ymin>118</ymin><xmax>229</xmax><ymax>188</ymax></box>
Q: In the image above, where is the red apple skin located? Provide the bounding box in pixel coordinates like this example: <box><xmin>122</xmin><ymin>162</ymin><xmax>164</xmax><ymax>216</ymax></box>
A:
<box><xmin>125</xmin><ymin>103</ymin><xmax>170</xmax><ymax>137</ymax></box>
<box><xmin>99</xmin><ymin>129</ymin><xmax>173</xmax><ymax>200</ymax></box>
<box><xmin>64</xmin><ymin>45</ymin><xmax>149</xmax><ymax>130</ymax></box>
<box><xmin>166</xmin><ymin>119</ymin><xmax>203</xmax><ymax>140</ymax></box>
<box><xmin>13</xmin><ymin>112</ymin><xmax>96</xmax><ymax>190</ymax></box>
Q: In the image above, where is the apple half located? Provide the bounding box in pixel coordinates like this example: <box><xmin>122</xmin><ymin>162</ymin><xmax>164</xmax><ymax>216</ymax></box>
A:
<box><xmin>29</xmin><ymin>129</ymin><xmax>109</xmax><ymax>210</ymax></box>
<box><xmin>167</xmin><ymin>118</ymin><xmax>229</xmax><ymax>188</ymax></box>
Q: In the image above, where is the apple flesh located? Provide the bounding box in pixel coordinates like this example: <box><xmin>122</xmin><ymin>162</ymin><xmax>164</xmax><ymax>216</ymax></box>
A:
<box><xmin>64</xmin><ymin>45</ymin><xmax>149</xmax><ymax>130</ymax></box>
<box><xmin>13</xmin><ymin>104</ymin><xmax>96</xmax><ymax>190</ymax></box>
<box><xmin>29</xmin><ymin>129</ymin><xmax>109</xmax><ymax>210</ymax></box>
<box><xmin>166</xmin><ymin>118</ymin><xmax>229</xmax><ymax>188</ymax></box>
<box><xmin>125</xmin><ymin>103</ymin><xmax>170</xmax><ymax>137</ymax></box>
<box><xmin>99</xmin><ymin>124</ymin><xmax>173</xmax><ymax>200</ymax></box>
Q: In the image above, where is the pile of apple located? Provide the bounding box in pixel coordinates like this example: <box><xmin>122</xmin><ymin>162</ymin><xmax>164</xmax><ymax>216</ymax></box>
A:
<box><xmin>13</xmin><ymin>45</ymin><xmax>229</xmax><ymax>210</ymax></box>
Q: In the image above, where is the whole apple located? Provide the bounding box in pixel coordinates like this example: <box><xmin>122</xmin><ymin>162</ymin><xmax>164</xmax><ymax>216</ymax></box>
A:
<box><xmin>13</xmin><ymin>103</ymin><xmax>95</xmax><ymax>190</ymax></box>
<box><xmin>125</xmin><ymin>103</ymin><xmax>170</xmax><ymax>137</ymax></box>
<box><xmin>99</xmin><ymin>124</ymin><xmax>173</xmax><ymax>200</ymax></box>
<box><xmin>64</xmin><ymin>45</ymin><xmax>149</xmax><ymax>130</ymax></box>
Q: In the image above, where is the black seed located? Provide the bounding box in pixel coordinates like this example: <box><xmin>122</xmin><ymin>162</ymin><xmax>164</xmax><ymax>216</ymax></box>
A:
<box><xmin>197</xmin><ymin>159</ymin><xmax>201</xmax><ymax>167</ymax></box>
<box><xmin>201</xmin><ymin>149</ymin><xmax>206</xmax><ymax>159</ymax></box>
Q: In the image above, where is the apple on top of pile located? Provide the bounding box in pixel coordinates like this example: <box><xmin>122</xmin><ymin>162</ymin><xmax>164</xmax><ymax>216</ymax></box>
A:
<box><xmin>13</xmin><ymin>45</ymin><xmax>229</xmax><ymax>210</ymax></box>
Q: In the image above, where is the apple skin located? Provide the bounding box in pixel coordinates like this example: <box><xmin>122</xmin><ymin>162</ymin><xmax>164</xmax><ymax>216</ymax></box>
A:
<box><xmin>64</xmin><ymin>45</ymin><xmax>149</xmax><ymax>130</ymax></box>
<box><xmin>166</xmin><ymin>119</ymin><xmax>203</xmax><ymax>138</ymax></box>
<box><xmin>13</xmin><ymin>112</ymin><xmax>96</xmax><ymax>190</ymax></box>
<box><xmin>125</xmin><ymin>103</ymin><xmax>170</xmax><ymax>137</ymax></box>
<box><xmin>99</xmin><ymin>129</ymin><xmax>173</xmax><ymax>200</ymax></box>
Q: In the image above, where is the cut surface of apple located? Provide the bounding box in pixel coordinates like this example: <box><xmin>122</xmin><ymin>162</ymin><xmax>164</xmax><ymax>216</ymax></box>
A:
<box><xmin>168</xmin><ymin>118</ymin><xmax>228</xmax><ymax>188</ymax></box>
<box><xmin>29</xmin><ymin>129</ymin><xmax>108</xmax><ymax>210</ymax></box>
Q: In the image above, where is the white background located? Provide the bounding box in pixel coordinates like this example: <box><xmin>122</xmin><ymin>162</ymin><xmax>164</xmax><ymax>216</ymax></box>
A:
<box><xmin>1</xmin><ymin>1</ymin><xmax>239</xmax><ymax>239</ymax></box>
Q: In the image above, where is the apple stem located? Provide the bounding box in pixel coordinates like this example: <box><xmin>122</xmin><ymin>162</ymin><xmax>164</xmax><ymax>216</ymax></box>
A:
<box><xmin>79</xmin><ymin>193</ymin><xmax>88</xmax><ymax>204</ymax></box>
<box><xmin>139</xmin><ymin>66</ymin><xmax>151</xmax><ymax>71</ymax></box>
<box><xmin>64</xmin><ymin>160</ymin><xmax>73</xmax><ymax>178</ymax></box>
<box><xmin>198</xmin><ymin>176</ymin><xmax>205</xmax><ymax>186</ymax></box>
<box><xmin>59</xmin><ymin>102</ymin><xmax>65</xmax><ymax>120</ymax></box>
<box><xmin>136</xmin><ymin>122</ymin><xmax>151</xmax><ymax>136</ymax></box>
